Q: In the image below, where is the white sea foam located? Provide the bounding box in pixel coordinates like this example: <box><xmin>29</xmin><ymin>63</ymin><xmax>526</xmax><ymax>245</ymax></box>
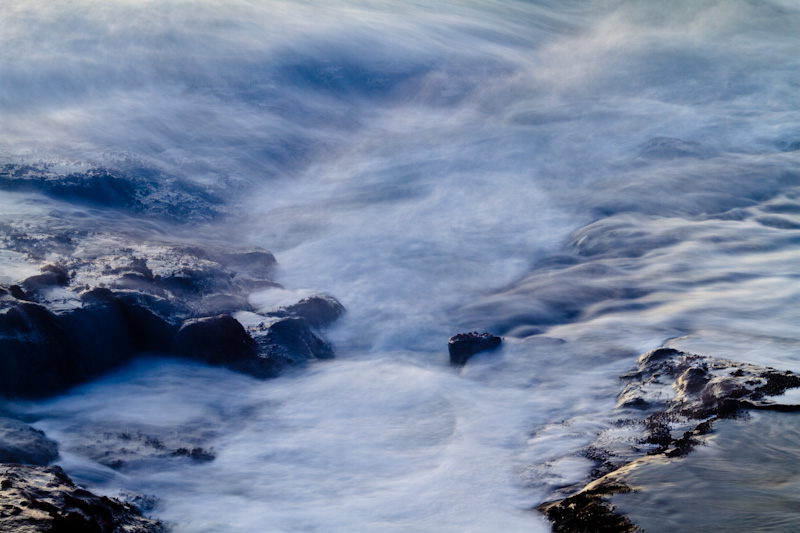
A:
<box><xmin>3</xmin><ymin>0</ymin><xmax>800</xmax><ymax>530</ymax></box>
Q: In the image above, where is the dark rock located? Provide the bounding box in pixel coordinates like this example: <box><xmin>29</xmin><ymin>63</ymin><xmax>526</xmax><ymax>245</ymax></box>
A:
<box><xmin>0</xmin><ymin>292</ymin><xmax>178</xmax><ymax>398</ymax></box>
<box><xmin>260</xmin><ymin>316</ymin><xmax>334</xmax><ymax>360</ymax></box>
<box><xmin>0</xmin><ymin>464</ymin><xmax>166</xmax><ymax>532</ymax></box>
<box><xmin>244</xmin><ymin>317</ymin><xmax>335</xmax><ymax>378</ymax></box>
<box><xmin>172</xmin><ymin>315</ymin><xmax>258</xmax><ymax>367</ymax></box>
<box><xmin>279</xmin><ymin>295</ymin><xmax>345</xmax><ymax>328</ymax></box>
<box><xmin>158</xmin><ymin>265</ymin><xmax>233</xmax><ymax>296</ymax></box>
<box><xmin>539</xmin><ymin>347</ymin><xmax>800</xmax><ymax>532</ymax></box>
<box><xmin>20</xmin><ymin>264</ymin><xmax>70</xmax><ymax>296</ymax></box>
<box><xmin>538</xmin><ymin>481</ymin><xmax>639</xmax><ymax>533</ymax></box>
<box><xmin>7</xmin><ymin>285</ymin><xmax>30</xmax><ymax>301</ymax></box>
<box><xmin>172</xmin><ymin>314</ymin><xmax>335</xmax><ymax>379</ymax></box>
<box><xmin>0</xmin><ymin>303</ymin><xmax>72</xmax><ymax>398</ymax></box>
<box><xmin>675</xmin><ymin>367</ymin><xmax>710</xmax><ymax>395</ymax></box>
<box><xmin>114</xmin><ymin>272</ymin><xmax>159</xmax><ymax>292</ymax></box>
<box><xmin>0</xmin><ymin>163</ymin><xmax>221</xmax><ymax>222</ymax></box>
<box><xmin>0</xmin><ymin>231</ymin><xmax>341</xmax><ymax>397</ymax></box>
<box><xmin>0</xmin><ymin>418</ymin><xmax>58</xmax><ymax>465</ymax></box>
<box><xmin>448</xmin><ymin>332</ymin><xmax>502</xmax><ymax>366</ymax></box>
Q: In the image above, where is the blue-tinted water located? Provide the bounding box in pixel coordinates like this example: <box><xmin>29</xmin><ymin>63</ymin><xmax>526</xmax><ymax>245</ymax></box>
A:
<box><xmin>2</xmin><ymin>1</ymin><xmax>799</xmax><ymax>531</ymax></box>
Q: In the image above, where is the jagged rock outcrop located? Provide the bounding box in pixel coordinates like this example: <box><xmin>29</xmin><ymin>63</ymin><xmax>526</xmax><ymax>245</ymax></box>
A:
<box><xmin>538</xmin><ymin>347</ymin><xmax>800</xmax><ymax>532</ymax></box>
<box><xmin>0</xmin><ymin>239</ymin><xmax>344</xmax><ymax>398</ymax></box>
<box><xmin>0</xmin><ymin>464</ymin><xmax>166</xmax><ymax>532</ymax></box>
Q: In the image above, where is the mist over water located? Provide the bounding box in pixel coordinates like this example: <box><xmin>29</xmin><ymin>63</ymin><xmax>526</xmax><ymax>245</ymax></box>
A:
<box><xmin>2</xmin><ymin>0</ymin><xmax>800</xmax><ymax>531</ymax></box>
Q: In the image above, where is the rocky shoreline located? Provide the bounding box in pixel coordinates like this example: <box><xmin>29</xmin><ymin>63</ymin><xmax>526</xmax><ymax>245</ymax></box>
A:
<box><xmin>0</xmin><ymin>239</ymin><xmax>344</xmax><ymax>531</ymax></box>
<box><xmin>3</xmin><ymin>163</ymin><xmax>799</xmax><ymax>531</ymax></box>
<box><xmin>0</xmin><ymin>166</ymin><xmax>348</xmax><ymax>530</ymax></box>
<box><xmin>537</xmin><ymin>347</ymin><xmax>800</xmax><ymax>532</ymax></box>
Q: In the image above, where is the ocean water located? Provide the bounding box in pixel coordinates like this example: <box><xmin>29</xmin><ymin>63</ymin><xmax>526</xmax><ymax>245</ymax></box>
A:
<box><xmin>2</xmin><ymin>1</ymin><xmax>799</xmax><ymax>531</ymax></box>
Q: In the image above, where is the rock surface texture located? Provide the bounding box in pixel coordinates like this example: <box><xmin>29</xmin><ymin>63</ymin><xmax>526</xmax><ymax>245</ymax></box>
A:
<box><xmin>0</xmin><ymin>239</ymin><xmax>344</xmax><ymax>398</ymax></box>
<box><xmin>0</xmin><ymin>464</ymin><xmax>166</xmax><ymax>532</ymax></box>
<box><xmin>538</xmin><ymin>347</ymin><xmax>800</xmax><ymax>532</ymax></box>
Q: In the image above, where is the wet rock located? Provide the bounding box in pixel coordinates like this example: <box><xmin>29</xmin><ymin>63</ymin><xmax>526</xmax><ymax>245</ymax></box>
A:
<box><xmin>0</xmin><ymin>303</ymin><xmax>72</xmax><ymax>398</ymax></box>
<box><xmin>172</xmin><ymin>314</ymin><xmax>258</xmax><ymax>367</ymax></box>
<box><xmin>538</xmin><ymin>347</ymin><xmax>800</xmax><ymax>532</ymax></box>
<box><xmin>0</xmin><ymin>418</ymin><xmax>58</xmax><ymax>465</ymax></box>
<box><xmin>65</xmin><ymin>426</ymin><xmax>216</xmax><ymax>471</ymax></box>
<box><xmin>19</xmin><ymin>264</ymin><xmax>70</xmax><ymax>297</ymax></box>
<box><xmin>0</xmin><ymin>291</ymin><xmax>179</xmax><ymax>398</ymax></box>
<box><xmin>448</xmin><ymin>332</ymin><xmax>502</xmax><ymax>366</ymax></box>
<box><xmin>0</xmin><ymin>464</ymin><xmax>166</xmax><ymax>532</ymax></box>
<box><xmin>0</xmin><ymin>229</ymin><xmax>342</xmax><ymax>397</ymax></box>
<box><xmin>7</xmin><ymin>285</ymin><xmax>30</xmax><ymax>301</ymax></box>
<box><xmin>619</xmin><ymin>347</ymin><xmax>800</xmax><ymax>422</ymax></box>
<box><xmin>675</xmin><ymin>367</ymin><xmax>710</xmax><ymax>395</ymax></box>
<box><xmin>538</xmin><ymin>480</ymin><xmax>639</xmax><ymax>533</ymax></box>
<box><xmin>278</xmin><ymin>295</ymin><xmax>346</xmax><ymax>328</ymax></box>
<box><xmin>0</xmin><ymin>163</ymin><xmax>221</xmax><ymax>222</ymax></box>
<box><xmin>244</xmin><ymin>317</ymin><xmax>335</xmax><ymax>378</ymax></box>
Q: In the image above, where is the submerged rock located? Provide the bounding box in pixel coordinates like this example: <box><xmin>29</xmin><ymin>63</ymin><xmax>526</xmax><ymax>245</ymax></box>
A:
<box><xmin>0</xmin><ymin>163</ymin><xmax>221</xmax><ymax>222</ymax></box>
<box><xmin>0</xmin><ymin>464</ymin><xmax>166</xmax><ymax>532</ymax></box>
<box><xmin>636</xmin><ymin>137</ymin><xmax>713</xmax><ymax>160</ymax></box>
<box><xmin>448</xmin><ymin>332</ymin><xmax>502</xmax><ymax>366</ymax></box>
<box><xmin>63</xmin><ymin>425</ymin><xmax>216</xmax><ymax>471</ymax></box>
<box><xmin>0</xmin><ymin>418</ymin><xmax>58</xmax><ymax>466</ymax></box>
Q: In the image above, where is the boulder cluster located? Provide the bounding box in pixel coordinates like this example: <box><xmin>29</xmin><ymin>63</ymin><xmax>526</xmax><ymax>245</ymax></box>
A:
<box><xmin>0</xmin><ymin>232</ymin><xmax>345</xmax><ymax>531</ymax></box>
<box><xmin>0</xmin><ymin>243</ymin><xmax>344</xmax><ymax>399</ymax></box>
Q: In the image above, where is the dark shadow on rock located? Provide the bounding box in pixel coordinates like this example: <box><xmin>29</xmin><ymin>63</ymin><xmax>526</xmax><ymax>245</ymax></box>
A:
<box><xmin>172</xmin><ymin>314</ymin><xmax>258</xmax><ymax>368</ymax></box>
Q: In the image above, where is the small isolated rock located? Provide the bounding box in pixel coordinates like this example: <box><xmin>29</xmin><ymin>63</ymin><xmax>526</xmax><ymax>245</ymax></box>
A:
<box><xmin>448</xmin><ymin>332</ymin><xmax>502</xmax><ymax>366</ymax></box>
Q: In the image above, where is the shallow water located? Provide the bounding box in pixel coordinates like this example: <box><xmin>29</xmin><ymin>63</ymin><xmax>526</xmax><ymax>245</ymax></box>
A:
<box><xmin>612</xmin><ymin>411</ymin><xmax>800</xmax><ymax>532</ymax></box>
<box><xmin>2</xmin><ymin>0</ymin><xmax>800</xmax><ymax>531</ymax></box>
